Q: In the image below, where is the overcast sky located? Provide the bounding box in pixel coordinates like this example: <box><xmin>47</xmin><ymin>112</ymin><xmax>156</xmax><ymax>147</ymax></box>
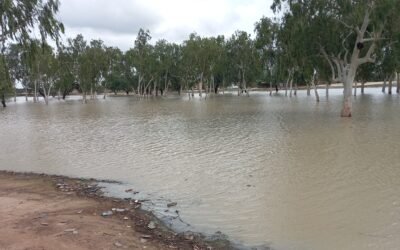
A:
<box><xmin>58</xmin><ymin>0</ymin><xmax>274</xmax><ymax>50</ymax></box>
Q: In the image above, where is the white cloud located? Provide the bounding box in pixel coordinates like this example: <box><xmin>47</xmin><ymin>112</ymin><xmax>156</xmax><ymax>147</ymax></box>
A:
<box><xmin>58</xmin><ymin>0</ymin><xmax>274</xmax><ymax>50</ymax></box>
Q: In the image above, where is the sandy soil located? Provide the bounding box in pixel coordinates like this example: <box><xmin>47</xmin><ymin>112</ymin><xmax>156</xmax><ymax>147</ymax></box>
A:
<box><xmin>0</xmin><ymin>172</ymin><xmax>229</xmax><ymax>250</ymax></box>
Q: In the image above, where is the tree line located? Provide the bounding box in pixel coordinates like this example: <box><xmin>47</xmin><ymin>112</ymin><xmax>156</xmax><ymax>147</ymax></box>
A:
<box><xmin>1</xmin><ymin>0</ymin><xmax>400</xmax><ymax>117</ymax></box>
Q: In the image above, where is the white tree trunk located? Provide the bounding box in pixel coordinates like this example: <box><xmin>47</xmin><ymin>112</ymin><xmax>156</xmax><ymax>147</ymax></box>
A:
<box><xmin>341</xmin><ymin>73</ymin><xmax>355</xmax><ymax>117</ymax></box>
<box><xmin>289</xmin><ymin>78</ymin><xmax>293</xmax><ymax>97</ymax></box>
<box><xmin>199</xmin><ymin>73</ymin><xmax>203</xmax><ymax>98</ymax></box>
<box><xmin>354</xmin><ymin>81</ymin><xmax>358</xmax><ymax>96</ymax></box>
<box><xmin>34</xmin><ymin>80</ymin><xmax>38</xmax><ymax>103</ymax></box>
<box><xmin>285</xmin><ymin>77</ymin><xmax>289</xmax><ymax>97</ymax></box>
<box><xmin>307</xmin><ymin>84</ymin><xmax>311</xmax><ymax>96</ymax></box>
<box><xmin>137</xmin><ymin>75</ymin><xmax>142</xmax><ymax>96</ymax></box>
<box><xmin>311</xmin><ymin>76</ymin><xmax>320</xmax><ymax>103</ymax></box>
<box><xmin>382</xmin><ymin>77</ymin><xmax>387</xmax><ymax>93</ymax></box>
<box><xmin>361</xmin><ymin>82</ymin><xmax>365</xmax><ymax>94</ymax></box>
<box><xmin>326</xmin><ymin>83</ymin><xmax>329</xmax><ymax>97</ymax></box>
<box><xmin>397</xmin><ymin>72</ymin><xmax>400</xmax><ymax>94</ymax></box>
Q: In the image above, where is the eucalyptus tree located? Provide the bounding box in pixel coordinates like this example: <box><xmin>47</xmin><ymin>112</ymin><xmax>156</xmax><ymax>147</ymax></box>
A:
<box><xmin>132</xmin><ymin>29</ymin><xmax>152</xmax><ymax>96</ymax></box>
<box><xmin>167</xmin><ymin>43</ymin><xmax>183</xmax><ymax>94</ymax></box>
<box><xmin>105</xmin><ymin>47</ymin><xmax>128</xmax><ymax>96</ymax></box>
<box><xmin>201</xmin><ymin>36</ymin><xmax>227</xmax><ymax>95</ymax></box>
<box><xmin>255</xmin><ymin>17</ymin><xmax>278</xmax><ymax>95</ymax></box>
<box><xmin>33</xmin><ymin>43</ymin><xmax>59</xmax><ymax>105</ymax></box>
<box><xmin>55</xmin><ymin>44</ymin><xmax>75</xmax><ymax>100</ymax></box>
<box><xmin>0</xmin><ymin>0</ymin><xmax>63</xmax><ymax>107</ymax></box>
<box><xmin>182</xmin><ymin>33</ymin><xmax>210</xmax><ymax>97</ymax></box>
<box><xmin>5</xmin><ymin>44</ymin><xmax>26</xmax><ymax>101</ymax></box>
<box><xmin>273</xmin><ymin>0</ymin><xmax>400</xmax><ymax>117</ymax></box>
<box><xmin>357</xmin><ymin>62</ymin><xmax>376</xmax><ymax>94</ymax></box>
<box><xmin>226</xmin><ymin>31</ymin><xmax>260</xmax><ymax>96</ymax></box>
<box><xmin>153</xmin><ymin>40</ymin><xmax>179</xmax><ymax>95</ymax></box>
<box><xmin>0</xmin><ymin>54</ymin><xmax>10</xmax><ymax>107</ymax></box>
<box><xmin>86</xmin><ymin>39</ymin><xmax>108</xmax><ymax>98</ymax></box>
<box><xmin>68</xmin><ymin>34</ymin><xmax>89</xmax><ymax>103</ymax></box>
<box><xmin>179</xmin><ymin>40</ymin><xmax>198</xmax><ymax>97</ymax></box>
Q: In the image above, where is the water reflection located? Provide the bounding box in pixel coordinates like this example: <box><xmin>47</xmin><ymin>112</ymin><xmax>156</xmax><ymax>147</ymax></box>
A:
<box><xmin>1</xmin><ymin>88</ymin><xmax>400</xmax><ymax>250</ymax></box>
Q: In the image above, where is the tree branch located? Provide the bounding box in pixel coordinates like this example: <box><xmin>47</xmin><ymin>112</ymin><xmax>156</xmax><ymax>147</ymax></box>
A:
<box><xmin>358</xmin><ymin>43</ymin><xmax>376</xmax><ymax>65</ymax></box>
<box><xmin>320</xmin><ymin>47</ymin><xmax>339</xmax><ymax>82</ymax></box>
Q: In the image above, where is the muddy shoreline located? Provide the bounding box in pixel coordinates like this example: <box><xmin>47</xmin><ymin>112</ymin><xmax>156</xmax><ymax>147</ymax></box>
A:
<box><xmin>0</xmin><ymin>170</ymin><xmax>233</xmax><ymax>250</ymax></box>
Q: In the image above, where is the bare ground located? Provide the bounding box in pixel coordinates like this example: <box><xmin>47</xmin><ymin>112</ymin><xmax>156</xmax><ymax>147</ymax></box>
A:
<box><xmin>0</xmin><ymin>171</ymin><xmax>231</xmax><ymax>250</ymax></box>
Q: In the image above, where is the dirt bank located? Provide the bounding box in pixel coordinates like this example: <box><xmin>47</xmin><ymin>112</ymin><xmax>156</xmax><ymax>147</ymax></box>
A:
<box><xmin>0</xmin><ymin>171</ymin><xmax>231</xmax><ymax>250</ymax></box>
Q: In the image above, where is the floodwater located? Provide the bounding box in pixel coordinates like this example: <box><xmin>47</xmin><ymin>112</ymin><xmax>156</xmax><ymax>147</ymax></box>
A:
<box><xmin>1</xmin><ymin>88</ymin><xmax>400</xmax><ymax>250</ymax></box>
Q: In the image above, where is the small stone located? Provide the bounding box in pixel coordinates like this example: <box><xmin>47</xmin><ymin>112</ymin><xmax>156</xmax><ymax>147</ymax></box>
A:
<box><xmin>115</xmin><ymin>208</ymin><xmax>125</xmax><ymax>213</ymax></box>
<box><xmin>77</xmin><ymin>210</ymin><xmax>83</xmax><ymax>214</ymax></box>
<box><xmin>102</xmin><ymin>211</ymin><xmax>113</xmax><ymax>217</ymax></box>
<box><xmin>140</xmin><ymin>238</ymin><xmax>148</xmax><ymax>243</ymax></box>
<box><xmin>114</xmin><ymin>242</ymin><xmax>123</xmax><ymax>247</ymax></box>
<box><xmin>40</xmin><ymin>222</ymin><xmax>49</xmax><ymax>226</ymax></box>
<box><xmin>147</xmin><ymin>221</ymin><xmax>156</xmax><ymax>230</ymax></box>
<box><xmin>125</xmin><ymin>189</ymin><xmax>133</xmax><ymax>192</ymax></box>
<box><xmin>183</xmin><ymin>232</ymin><xmax>194</xmax><ymax>241</ymax></box>
<box><xmin>65</xmin><ymin>228</ymin><xmax>78</xmax><ymax>234</ymax></box>
<box><xmin>123</xmin><ymin>217</ymin><xmax>129</xmax><ymax>220</ymax></box>
<box><xmin>167</xmin><ymin>202</ymin><xmax>177</xmax><ymax>208</ymax></box>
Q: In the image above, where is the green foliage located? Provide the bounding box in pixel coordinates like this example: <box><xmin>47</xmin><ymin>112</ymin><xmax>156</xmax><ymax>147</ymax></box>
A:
<box><xmin>0</xmin><ymin>0</ymin><xmax>63</xmax><ymax>102</ymax></box>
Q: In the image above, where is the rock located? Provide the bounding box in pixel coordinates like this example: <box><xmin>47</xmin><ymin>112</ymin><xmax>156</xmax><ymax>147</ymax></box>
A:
<box><xmin>114</xmin><ymin>241</ymin><xmax>123</xmax><ymax>247</ymax></box>
<box><xmin>76</xmin><ymin>210</ymin><xmax>83</xmax><ymax>214</ymax></box>
<box><xmin>40</xmin><ymin>222</ymin><xmax>49</xmax><ymax>226</ymax></box>
<box><xmin>140</xmin><ymin>238</ymin><xmax>148</xmax><ymax>243</ymax></box>
<box><xmin>123</xmin><ymin>217</ymin><xmax>129</xmax><ymax>220</ymax></box>
<box><xmin>125</xmin><ymin>189</ymin><xmax>133</xmax><ymax>193</ymax></box>
<box><xmin>147</xmin><ymin>221</ymin><xmax>156</xmax><ymax>230</ymax></box>
<box><xmin>183</xmin><ymin>232</ymin><xmax>194</xmax><ymax>241</ymax></box>
<box><xmin>167</xmin><ymin>202</ymin><xmax>177</xmax><ymax>208</ymax></box>
<box><xmin>65</xmin><ymin>228</ymin><xmax>78</xmax><ymax>234</ymax></box>
<box><xmin>101</xmin><ymin>211</ymin><xmax>113</xmax><ymax>217</ymax></box>
<box><xmin>141</xmin><ymin>235</ymin><xmax>152</xmax><ymax>239</ymax></box>
<box><xmin>115</xmin><ymin>208</ymin><xmax>125</xmax><ymax>213</ymax></box>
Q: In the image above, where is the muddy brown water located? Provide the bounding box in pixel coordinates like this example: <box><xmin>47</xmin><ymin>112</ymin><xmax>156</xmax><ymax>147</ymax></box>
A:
<box><xmin>1</xmin><ymin>88</ymin><xmax>400</xmax><ymax>250</ymax></box>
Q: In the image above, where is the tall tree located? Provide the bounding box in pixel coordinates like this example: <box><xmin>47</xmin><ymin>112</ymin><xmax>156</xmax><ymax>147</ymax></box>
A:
<box><xmin>0</xmin><ymin>0</ymin><xmax>64</xmax><ymax>107</ymax></box>
<box><xmin>273</xmin><ymin>0</ymin><xmax>400</xmax><ymax>117</ymax></box>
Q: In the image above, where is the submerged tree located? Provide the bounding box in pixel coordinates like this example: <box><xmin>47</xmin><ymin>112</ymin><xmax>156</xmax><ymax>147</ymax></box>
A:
<box><xmin>272</xmin><ymin>0</ymin><xmax>400</xmax><ymax>117</ymax></box>
<box><xmin>0</xmin><ymin>0</ymin><xmax>64</xmax><ymax>107</ymax></box>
